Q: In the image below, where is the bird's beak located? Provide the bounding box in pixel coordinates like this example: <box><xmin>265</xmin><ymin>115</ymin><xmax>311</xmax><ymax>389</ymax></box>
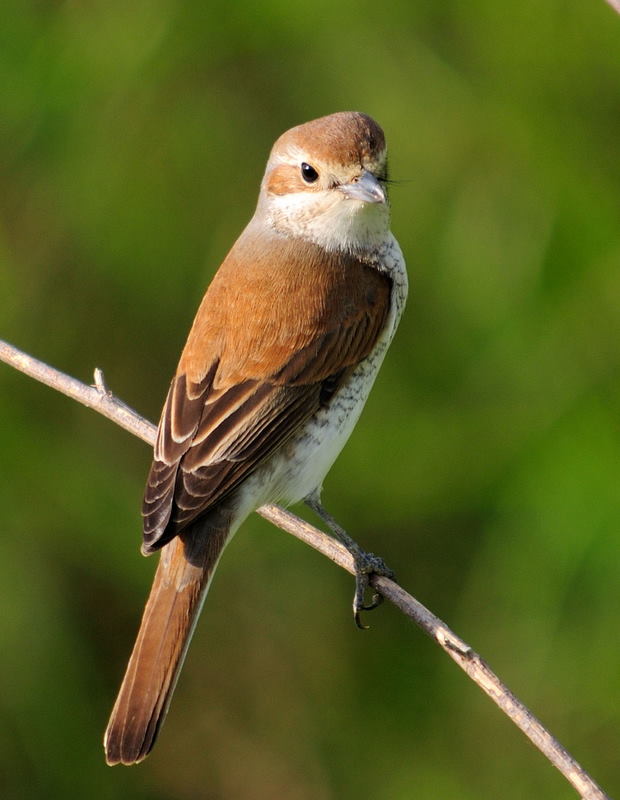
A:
<box><xmin>339</xmin><ymin>170</ymin><xmax>386</xmax><ymax>204</ymax></box>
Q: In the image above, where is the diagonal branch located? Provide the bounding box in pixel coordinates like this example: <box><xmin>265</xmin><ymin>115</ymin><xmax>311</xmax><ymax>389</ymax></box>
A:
<box><xmin>0</xmin><ymin>337</ymin><xmax>611</xmax><ymax>800</ymax></box>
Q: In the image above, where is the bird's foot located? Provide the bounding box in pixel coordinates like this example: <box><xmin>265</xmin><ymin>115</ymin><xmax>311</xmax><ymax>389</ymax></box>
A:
<box><xmin>350</xmin><ymin>548</ymin><xmax>395</xmax><ymax>629</ymax></box>
<box><xmin>304</xmin><ymin>491</ymin><xmax>395</xmax><ymax>629</ymax></box>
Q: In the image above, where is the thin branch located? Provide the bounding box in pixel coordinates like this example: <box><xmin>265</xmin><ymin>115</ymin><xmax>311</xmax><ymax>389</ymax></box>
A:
<box><xmin>0</xmin><ymin>337</ymin><xmax>611</xmax><ymax>800</ymax></box>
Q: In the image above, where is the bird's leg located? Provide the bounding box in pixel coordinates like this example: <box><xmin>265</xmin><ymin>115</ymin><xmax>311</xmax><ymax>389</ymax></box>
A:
<box><xmin>304</xmin><ymin>490</ymin><xmax>395</xmax><ymax>629</ymax></box>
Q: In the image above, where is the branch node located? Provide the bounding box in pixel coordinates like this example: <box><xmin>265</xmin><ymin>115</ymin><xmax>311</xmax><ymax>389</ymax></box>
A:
<box><xmin>436</xmin><ymin>627</ymin><xmax>473</xmax><ymax>657</ymax></box>
<box><xmin>93</xmin><ymin>367</ymin><xmax>111</xmax><ymax>396</ymax></box>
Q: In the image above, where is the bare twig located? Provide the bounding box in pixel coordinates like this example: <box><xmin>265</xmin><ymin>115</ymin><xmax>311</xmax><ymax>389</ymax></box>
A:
<box><xmin>0</xmin><ymin>338</ymin><xmax>611</xmax><ymax>800</ymax></box>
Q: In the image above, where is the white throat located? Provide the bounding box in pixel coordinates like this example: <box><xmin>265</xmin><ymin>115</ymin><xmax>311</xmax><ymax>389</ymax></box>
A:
<box><xmin>263</xmin><ymin>191</ymin><xmax>391</xmax><ymax>255</ymax></box>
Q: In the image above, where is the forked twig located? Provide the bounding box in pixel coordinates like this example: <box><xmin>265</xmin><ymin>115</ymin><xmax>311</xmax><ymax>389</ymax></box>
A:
<box><xmin>0</xmin><ymin>338</ymin><xmax>611</xmax><ymax>800</ymax></box>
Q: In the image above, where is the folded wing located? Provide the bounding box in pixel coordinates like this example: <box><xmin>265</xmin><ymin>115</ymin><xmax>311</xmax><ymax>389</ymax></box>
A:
<box><xmin>142</xmin><ymin>245</ymin><xmax>391</xmax><ymax>553</ymax></box>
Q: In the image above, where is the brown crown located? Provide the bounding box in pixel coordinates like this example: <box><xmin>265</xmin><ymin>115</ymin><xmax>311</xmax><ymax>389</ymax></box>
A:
<box><xmin>271</xmin><ymin>111</ymin><xmax>386</xmax><ymax>167</ymax></box>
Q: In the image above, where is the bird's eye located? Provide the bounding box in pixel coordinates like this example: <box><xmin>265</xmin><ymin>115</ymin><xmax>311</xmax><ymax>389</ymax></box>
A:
<box><xmin>301</xmin><ymin>162</ymin><xmax>319</xmax><ymax>183</ymax></box>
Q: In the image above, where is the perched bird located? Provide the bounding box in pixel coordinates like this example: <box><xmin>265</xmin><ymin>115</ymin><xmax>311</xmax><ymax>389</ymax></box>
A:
<box><xmin>104</xmin><ymin>111</ymin><xmax>408</xmax><ymax>766</ymax></box>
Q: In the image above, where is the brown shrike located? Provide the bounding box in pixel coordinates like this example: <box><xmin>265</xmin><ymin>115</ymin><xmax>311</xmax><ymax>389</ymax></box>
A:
<box><xmin>104</xmin><ymin>111</ymin><xmax>408</xmax><ymax>765</ymax></box>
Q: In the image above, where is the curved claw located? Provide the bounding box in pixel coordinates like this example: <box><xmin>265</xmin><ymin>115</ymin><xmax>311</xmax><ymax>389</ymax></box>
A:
<box><xmin>353</xmin><ymin>572</ymin><xmax>371</xmax><ymax>629</ymax></box>
<box><xmin>354</xmin><ymin>609</ymin><xmax>370</xmax><ymax>630</ymax></box>
<box><xmin>361</xmin><ymin>592</ymin><xmax>384</xmax><ymax>612</ymax></box>
<box><xmin>352</xmin><ymin>572</ymin><xmax>387</xmax><ymax>628</ymax></box>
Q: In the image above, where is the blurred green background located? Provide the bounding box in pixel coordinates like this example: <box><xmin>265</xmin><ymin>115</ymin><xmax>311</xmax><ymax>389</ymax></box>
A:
<box><xmin>1</xmin><ymin>1</ymin><xmax>619</xmax><ymax>798</ymax></box>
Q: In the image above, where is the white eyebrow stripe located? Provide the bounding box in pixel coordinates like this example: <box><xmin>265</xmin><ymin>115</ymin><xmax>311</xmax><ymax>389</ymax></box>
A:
<box><xmin>270</xmin><ymin>145</ymin><xmax>309</xmax><ymax>168</ymax></box>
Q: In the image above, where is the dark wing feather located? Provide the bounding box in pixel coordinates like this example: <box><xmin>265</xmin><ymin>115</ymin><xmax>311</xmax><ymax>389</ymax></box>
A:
<box><xmin>142</xmin><ymin>365</ymin><xmax>218</xmax><ymax>541</ymax></box>
<box><xmin>142</xmin><ymin>359</ymin><xmax>344</xmax><ymax>553</ymax></box>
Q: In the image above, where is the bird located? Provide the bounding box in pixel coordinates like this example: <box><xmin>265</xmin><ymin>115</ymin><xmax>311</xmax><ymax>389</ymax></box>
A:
<box><xmin>104</xmin><ymin>111</ymin><xmax>408</xmax><ymax>766</ymax></box>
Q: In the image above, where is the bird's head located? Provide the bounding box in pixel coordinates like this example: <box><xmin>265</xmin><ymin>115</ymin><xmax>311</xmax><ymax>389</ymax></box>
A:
<box><xmin>257</xmin><ymin>112</ymin><xmax>390</xmax><ymax>254</ymax></box>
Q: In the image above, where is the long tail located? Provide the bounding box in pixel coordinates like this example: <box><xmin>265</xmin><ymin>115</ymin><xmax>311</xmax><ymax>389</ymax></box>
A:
<box><xmin>104</xmin><ymin>510</ymin><xmax>231</xmax><ymax>766</ymax></box>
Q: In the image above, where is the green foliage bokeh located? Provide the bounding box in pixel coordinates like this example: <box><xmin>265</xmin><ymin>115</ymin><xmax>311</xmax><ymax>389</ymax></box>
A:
<box><xmin>1</xmin><ymin>2</ymin><xmax>619</xmax><ymax>798</ymax></box>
